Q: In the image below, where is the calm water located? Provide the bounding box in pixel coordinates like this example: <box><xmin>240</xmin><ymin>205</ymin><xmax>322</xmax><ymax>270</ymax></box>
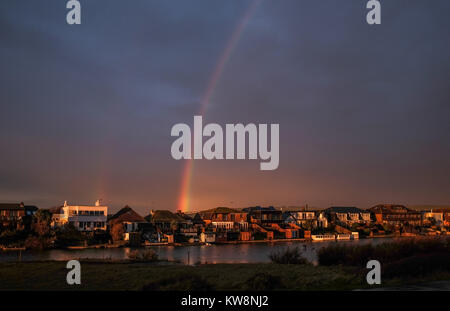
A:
<box><xmin>0</xmin><ymin>238</ymin><xmax>397</xmax><ymax>265</ymax></box>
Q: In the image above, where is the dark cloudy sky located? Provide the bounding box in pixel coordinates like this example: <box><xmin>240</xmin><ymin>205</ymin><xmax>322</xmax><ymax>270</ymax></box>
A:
<box><xmin>1</xmin><ymin>0</ymin><xmax>450</xmax><ymax>215</ymax></box>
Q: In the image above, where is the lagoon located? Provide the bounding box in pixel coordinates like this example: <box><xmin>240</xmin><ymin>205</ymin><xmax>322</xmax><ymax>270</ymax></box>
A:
<box><xmin>0</xmin><ymin>238</ymin><xmax>397</xmax><ymax>264</ymax></box>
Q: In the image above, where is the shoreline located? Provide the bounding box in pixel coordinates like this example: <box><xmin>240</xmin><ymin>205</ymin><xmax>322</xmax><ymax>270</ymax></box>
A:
<box><xmin>0</xmin><ymin>234</ymin><xmax>429</xmax><ymax>252</ymax></box>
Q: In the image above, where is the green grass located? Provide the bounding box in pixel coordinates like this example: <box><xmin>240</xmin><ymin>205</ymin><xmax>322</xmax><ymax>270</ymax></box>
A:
<box><xmin>1</xmin><ymin>261</ymin><xmax>449</xmax><ymax>291</ymax></box>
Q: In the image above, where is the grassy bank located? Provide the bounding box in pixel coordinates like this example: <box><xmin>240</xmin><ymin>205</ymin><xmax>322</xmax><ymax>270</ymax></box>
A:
<box><xmin>0</xmin><ymin>261</ymin><xmax>359</xmax><ymax>290</ymax></box>
<box><xmin>1</xmin><ymin>260</ymin><xmax>450</xmax><ymax>291</ymax></box>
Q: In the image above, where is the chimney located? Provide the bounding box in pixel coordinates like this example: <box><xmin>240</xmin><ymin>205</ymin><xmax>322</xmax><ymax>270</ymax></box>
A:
<box><xmin>63</xmin><ymin>200</ymin><xmax>68</xmax><ymax>207</ymax></box>
<box><xmin>95</xmin><ymin>199</ymin><xmax>102</xmax><ymax>207</ymax></box>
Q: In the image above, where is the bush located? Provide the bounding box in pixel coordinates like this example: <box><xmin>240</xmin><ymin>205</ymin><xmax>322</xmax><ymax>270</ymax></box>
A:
<box><xmin>269</xmin><ymin>247</ymin><xmax>308</xmax><ymax>264</ymax></box>
<box><xmin>53</xmin><ymin>223</ymin><xmax>85</xmax><ymax>248</ymax></box>
<box><xmin>142</xmin><ymin>274</ymin><xmax>214</xmax><ymax>291</ymax></box>
<box><xmin>0</xmin><ymin>230</ymin><xmax>28</xmax><ymax>247</ymax></box>
<box><xmin>128</xmin><ymin>249</ymin><xmax>159</xmax><ymax>262</ymax></box>
<box><xmin>243</xmin><ymin>273</ymin><xmax>285</xmax><ymax>290</ymax></box>
<box><xmin>24</xmin><ymin>236</ymin><xmax>52</xmax><ymax>250</ymax></box>
<box><xmin>110</xmin><ymin>223</ymin><xmax>124</xmax><ymax>242</ymax></box>
<box><xmin>383</xmin><ymin>252</ymin><xmax>450</xmax><ymax>278</ymax></box>
<box><xmin>318</xmin><ymin>237</ymin><xmax>450</xmax><ymax>267</ymax></box>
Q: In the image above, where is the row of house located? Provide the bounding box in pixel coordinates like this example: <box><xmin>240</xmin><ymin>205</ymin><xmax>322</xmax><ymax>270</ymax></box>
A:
<box><xmin>1</xmin><ymin>200</ymin><xmax>449</xmax><ymax>244</ymax></box>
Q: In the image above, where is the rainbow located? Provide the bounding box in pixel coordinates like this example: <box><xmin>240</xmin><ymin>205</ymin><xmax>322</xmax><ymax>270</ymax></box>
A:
<box><xmin>177</xmin><ymin>0</ymin><xmax>262</xmax><ymax>212</ymax></box>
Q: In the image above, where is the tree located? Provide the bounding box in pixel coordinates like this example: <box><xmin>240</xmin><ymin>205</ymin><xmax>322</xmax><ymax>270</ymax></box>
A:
<box><xmin>170</xmin><ymin>220</ymin><xmax>178</xmax><ymax>233</ymax></box>
<box><xmin>110</xmin><ymin>223</ymin><xmax>124</xmax><ymax>242</ymax></box>
<box><xmin>32</xmin><ymin>209</ymin><xmax>52</xmax><ymax>237</ymax></box>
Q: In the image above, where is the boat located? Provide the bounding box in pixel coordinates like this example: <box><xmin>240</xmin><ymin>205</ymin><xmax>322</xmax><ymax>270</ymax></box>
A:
<box><xmin>336</xmin><ymin>234</ymin><xmax>351</xmax><ymax>240</ymax></box>
<box><xmin>311</xmin><ymin>234</ymin><xmax>336</xmax><ymax>241</ymax></box>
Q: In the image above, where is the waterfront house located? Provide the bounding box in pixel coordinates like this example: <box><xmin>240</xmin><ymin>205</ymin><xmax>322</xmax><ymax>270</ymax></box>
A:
<box><xmin>145</xmin><ymin>209</ymin><xmax>189</xmax><ymax>233</ymax></box>
<box><xmin>107</xmin><ymin>205</ymin><xmax>149</xmax><ymax>242</ymax></box>
<box><xmin>200</xmin><ymin>232</ymin><xmax>216</xmax><ymax>243</ymax></box>
<box><xmin>199</xmin><ymin>207</ymin><xmax>250</xmax><ymax>240</ymax></box>
<box><xmin>0</xmin><ymin>202</ymin><xmax>37</xmax><ymax>230</ymax></box>
<box><xmin>283</xmin><ymin>209</ymin><xmax>318</xmax><ymax>229</ymax></box>
<box><xmin>423</xmin><ymin>210</ymin><xmax>444</xmax><ymax>227</ymax></box>
<box><xmin>51</xmin><ymin>200</ymin><xmax>108</xmax><ymax>231</ymax></box>
<box><xmin>434</xmin><ymin>208</ymin><xmax>450</xmax><ymax>227</ymax></box>
<box><xmin>369</xmin><ymin>204</ymin><xmax>422</xmax><ymax>227</ymax></box>
<box><xmin>185</xmin><ymin>212</ymin><xmax>205</xmax><ymax>228</ymax></box>
<box><xmin>243</xmin><ymin>206</ymin><xmax>283</xmax><ymax>225</ymax></box>
<box><xmin>323</xmin><ymin>206</ymin><xmax>371</xmax><ymax>226</ymax></box>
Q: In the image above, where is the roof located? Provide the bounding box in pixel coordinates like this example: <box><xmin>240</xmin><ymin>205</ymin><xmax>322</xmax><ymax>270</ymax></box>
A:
<box><xmin>242</xmin><ymin>206</ymin><xmax>279</xmax><ymax>212</ymax></box>
<box><xmin>25</xmin><ymin>205</ymin><xmax>38</xmax><ymax>212</ymax></box>
<box><xmin>369</xmin><ymin>204</ymin><xmax>417</xmax><ymax>213</ymax></box>
<box><xmin>201</xmin><ymin>207</ymin><xmax>240</xmax><ymax>214</ymax></box>
<box><xmin>326</xmin><ymin>206</ymin><xmax>369</xmax><ymax>214</ymax></box>
<box><xmin>0</xmin><ymin>203</ymin><xmax>24</xmax><ymax>210</ymax></box>
<box><xmin>0</xmin><ymin>203</ymin><xmax>22</xmax><ymax>210</ymax></box>
<box><xmin>430</xmin><ymin>208</ymin><xmax>450</xmax><ymax>213</ymax></box>
<box><xmin>282</xmin><ymin>212</ymin><xmax>296</xmax><ymax>221</ymax></box>
<box><xmin>108</xmin><ymin>206</ymin><xmax>146</xmax><ymax>223</ymax></box>
<box><xmin>145</xmin><ymin>210</ymin><xmax>187</xmax><ymax>223</ymax></box>
<box><xmin>408</xmin><ymin>205</ymin><xmax>450</xmax><ymax>212</ymax></box>
<box><xmin>48</xmin><ymin>206</ymin><xmax>63</xmax><ymax>214</ymax></box>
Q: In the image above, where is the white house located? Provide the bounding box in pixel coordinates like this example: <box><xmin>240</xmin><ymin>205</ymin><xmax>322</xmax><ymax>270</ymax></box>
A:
<box><xmin>200</xmin><ymin>232</ymin><xmax>216</xmax><ymax>243</ymax></box>
<box><xmin>423</xmin><ymin>211</ymin><xmax>444</xmax><ymax>226</ymax></box>
<box><xmin>52</xmin><ymin>200</ymin><xmax>108</xmax><ymax>231</ymax></box>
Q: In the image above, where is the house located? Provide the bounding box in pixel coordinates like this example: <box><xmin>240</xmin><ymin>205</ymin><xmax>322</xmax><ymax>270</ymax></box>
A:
<box><xmin>283</xmin><ymin>209</ymin><xmax>318</xmax><ymax>228</ymax></box>
<box><xmin>51</xmin><ymin>200</ymin><xmax>108</xmax><ymax>231</ymax></box>
<box><xmin>0</xmin><ymin>202</ymin><xmax>37</xmax><ymax>230</ymax></box>
<box><xmin>421</xmin><ymin>208</ymin><xmax>450</xmax><ymax>227</ymax></box>
<box><xmin>423</xmin><ymin>210</ymin><xmax>444</xmax><ymax>227</ymax></box>
<box><xmin>108</xmin><ymin>205</ymin><xmax>148</xmax><ymax>232</ymax></box>
<box><xmin>144</xmin><ymin>209</ymin><xmax>189</xmax><ymax>232</ymax></box>
<box><xmin>369</xmin><ymin>204</ymin><xmax>422</xmax><ymax>226</ymax></box>
<box><xmin>199</xmin><ymin>207</ymin><xmax>249</xmax><ymax>232</ymax></box>
<box><xmin>200</xmin><ymin>232</ymin><xmax>216</xmax><ymax>243</ymax></box>
<box><xmin>323</xmin><ymin>207</ymin><xmax>371</xmax><ymax>226</ymax></box>
<box><xmin>243</xmin><ymin>206</ymin><xmax>283</xmax><ymax>225</ymax></box>
<box><xmin>107</xmin><ymin>206</ymin><xmax>149</xmax><ymax>243</ymax></box>
<box><xmin>189</xmin><ymin>213</ymin><xmax>206</xmax><ymax>228</ymax></box>
<box><xmin>317</xmin><ymin>212</ymin><xmax>329</xmax><ymax>228</ymax></box>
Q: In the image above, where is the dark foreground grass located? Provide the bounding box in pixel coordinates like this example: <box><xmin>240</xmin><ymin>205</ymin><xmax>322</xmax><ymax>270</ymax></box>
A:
<box><xmin>0</xmin><ymin>261</ymin><xmax>364</xmax><ymax>291</ymax></box>
<box><xmin>1</xmin><ymin>261</ymin><xmax>450</xmax><ymax>291</ymax></box>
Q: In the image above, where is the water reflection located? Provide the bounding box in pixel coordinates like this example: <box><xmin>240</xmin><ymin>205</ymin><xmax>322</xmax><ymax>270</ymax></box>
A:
<box><xmin>0</xmin><ymin>238</ymin><xmax>395</xmax><ymax>264</ymax></box>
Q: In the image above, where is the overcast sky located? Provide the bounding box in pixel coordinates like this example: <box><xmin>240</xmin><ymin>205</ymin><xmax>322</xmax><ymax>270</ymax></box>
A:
<box><xmin>1</xmin><ymin>0</ymin><xmax>450</xmax><ymax>215</ymax></box>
